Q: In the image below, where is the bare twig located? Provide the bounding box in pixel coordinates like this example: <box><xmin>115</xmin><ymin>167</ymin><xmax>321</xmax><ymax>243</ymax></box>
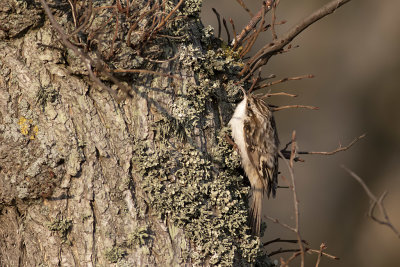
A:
<box><xmin>142</xmin><ymin>53</ymin><xmax>180</xmax><ymax>63</ymax></box>
<box><xmin>283</xmin><ymin>250</ymin><xmax>303</xmax><ymax>266</ymax></box>
<box><xmin>265</xmin><ymin>215</ymin><xmax>297</xmax><ymax>233</ymax></box>
<box><xmin>126</xmin><ymin>2</ymin><xmax>152</xmax><ymax>46</ymax></box>
<box><xmin>239</xmin><ymin>2</ymin><xmax>267</xmax><ymax>57</ymax></box>
<box><xmin>280</xmin><ymin>134</ymin><xmax>365</xmax><ymax>162</ymax></box>
<box><xmin>154</xmin><ymin>0</ymin><xmax>183</xmax><ymax>32</ymax></box>
<box><xmin>264</xmin><ymin>238</ymin><xmax>309</xmax><ymax>247</ymax></box>
<box><xmin>268</xmin><ymin>248</ymin><xmax>300</xmax><ymax>257</ymax></box>
<box><xmin>112</xmin><ymin>68</ymin><xmax>182</xmax><ymax>80</ymax></box>
<box><xmin>235</xmin><ymin>0</ymin><xmax>253</xmax><ymax>17</ymax></box>
<box><xmin>282</xmin><ymin>246</ymin><xmax>339</xmax><ymax>266</ymax></box>
<box><xmin>307</xmin><ymin>247</ymin><xmax>339</xmax><ymax>260</ymax></box>
<box><xmin>277</xmin><ymin>43</ymin><xmax>300</xmax><ymax>54</ymax></box>
<box><xmin>259</xmin><ymin>92</ymin><xmax>298</xmax><ymax>98</ymax></box>
<box><xmin>315</xmin><ymin>243</ymin><xmax>326</xmax><ymax>267</ymax></box>
<box><xmin>66</xmin><ymin>0</ymin><xmax>94</xmax><ymax>39</ymax></box>
<box><xmin>107</xmin><ymin>10</ymin><xmax>119</xmax><ymax>58</ymax></box>
<box><xmin>247</xmin><ymin>74</ymin><xmax>261</xmax><ymax>94</ymax></box>
<box><xmin>276</xmin><ymin>131</ymin><xmax>306</xmax><ymax>266</ymax></box>
<box><xmin>39</xmin><ymin>0</ymin><xmax>179</xmax><ymax>101</ymax></box>
<box><xmin>240</xmin><ymin>0</ymin><xmax>351</xmax><ymax>79</ymax></box>
<box><xmin>272</xmin><ymin>105</ymin><xmax>319</xmax><ymax>111</ymax></box>
<box><xmin>258</xmin><ymin>73</ymin><xmax>276</xmax><ymax>83</ymax></box>
<box><xmin>255</xmin><ymin>74</ymin><xmax>314</xmax><ymax>90</ymax></box>
<box><xmin>222</xmin><ymin>18</ymin><xmax>231</xmax><ymax>44</ymax></box>
<box><xmin>341</xmin><ymin>166</ymin><xmax>400</xmax><ymax>239</ymax></box>
<box><xmin>212</xmin><ymin>8</ymin><xmax>222</xmax><ymax>38</ymax></box>
<box><xmin>229</xmin><ymin>18</ymin><xmax>238</xmax><ymax>47</ymax></box>
<box><xmin>270</xmin><ymin>1</ymin><xmax>278</xmax><ymax>40</ymax></box>
<box><xmin>39</xmin><ymin>0</ymin><xmax>119</xmax><ymax>98</ymax></box>
<box><xmin>233</xmin><ymin>0</ymin><xmax>275</xmax><ymax>47</ymax></box>
<box><xmin>267</xmin><ymin>134</ymin><xmax>341</xmax><ymax>265</ymax></box>
<box><xmin>299</xmin><ymin>134</ymin><xmax>366</xmax><ymax>155</ymax></box>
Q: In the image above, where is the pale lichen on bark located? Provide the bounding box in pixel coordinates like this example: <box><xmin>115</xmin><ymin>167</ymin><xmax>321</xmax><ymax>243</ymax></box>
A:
<box><xmin>129</xmin><ymin>2</ymin><xmax>273</xmax><ymax>265</ymax></box>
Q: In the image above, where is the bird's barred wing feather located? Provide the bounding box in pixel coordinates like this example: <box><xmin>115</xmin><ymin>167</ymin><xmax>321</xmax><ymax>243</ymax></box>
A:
<box><xmin>244</xmin><ymin>97</ymin><xmax>279</xmax><ymax>198</ymax></box>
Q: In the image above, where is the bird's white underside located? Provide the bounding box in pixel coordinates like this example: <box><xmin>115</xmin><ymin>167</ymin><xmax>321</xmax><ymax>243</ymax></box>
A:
<box><xmin>229</xmin><ymin>98</ymin><xmax>248</xmax><ymax>160</ymax></box>
<box><xmin>229</xmin><ymin>98</ymin><xmax>255</xmax><ymax>175</ymax></box>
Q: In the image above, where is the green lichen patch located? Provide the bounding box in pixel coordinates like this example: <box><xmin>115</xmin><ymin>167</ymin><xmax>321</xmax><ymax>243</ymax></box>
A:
<box><xmin>132</xmin><ymin>124</ymin><xmax>265</xmax><ymax>265</ymax></box>
<box><xmin>165</xmin><ymin>0</ymin><xmax>202</xmax><ymax>18</ymax></box>
<box><xmin>170</xmin><ymin>81</ymin><xmax>211</xmax><ymax>132</ymax></box>
<box><xmin>127</xmin><ymin>225</ymin><xmax>152</xmax><ymax>248</ymax></box>
<box><xmin>36</xmin><ymin>85</ymin><xmax>59</xmax><ymax>111</ymax></box>
<box><xmin>104</xmin><ymin>247</ymin><xmax>127</xmax><ymax>263</ymax></box>
<box><xmin>47</xmin><ymin>219</ymin><xmax>72</xmax><ymax>243</ymax></box>
<box><xmin>211</xmin><ymin>127</ymin><xmax>242</xmax><ymax>170</ymax></box>
<box><xmin>178</xmin><ymin>44</ymin><xmax>243</xmax><ymax>78</ymax></box>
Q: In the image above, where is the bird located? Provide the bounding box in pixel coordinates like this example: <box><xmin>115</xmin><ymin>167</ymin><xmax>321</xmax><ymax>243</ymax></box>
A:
<box><xmin>228</xmin><ymin>88</ymin><xmax>279</xmax><ymax>235</ymax></box>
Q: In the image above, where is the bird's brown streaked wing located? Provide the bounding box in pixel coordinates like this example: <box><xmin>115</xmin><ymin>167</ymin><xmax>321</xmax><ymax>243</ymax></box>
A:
<box><xmin>246</xmin><ymin>97</ymin><xmax>279</xmax><ymax>197</ymax></box>
<box><xmin>244</xmin><ymin>115</ymin><xmax>268</xmax><ymax>193</ymax></box>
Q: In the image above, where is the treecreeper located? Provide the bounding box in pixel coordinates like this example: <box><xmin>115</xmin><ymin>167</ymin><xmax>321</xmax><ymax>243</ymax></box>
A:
<box><xmin>229</xmin><ymin>90</ymin><xmax>279</xmax><ymax>235</ymax></box>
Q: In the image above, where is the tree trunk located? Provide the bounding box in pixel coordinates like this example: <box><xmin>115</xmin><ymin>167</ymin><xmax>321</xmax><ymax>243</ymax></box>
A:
<box><xmin>0</xmin><ymin>0</ymin><xmax>270</xmax><ymax>266</ymax></box>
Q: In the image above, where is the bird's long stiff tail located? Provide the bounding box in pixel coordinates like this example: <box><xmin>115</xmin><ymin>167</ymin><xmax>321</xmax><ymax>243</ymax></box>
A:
<box><xmin>249</xmin><ymin>180</ymin><xmax>264</xmax><ymax>236</ymax></box>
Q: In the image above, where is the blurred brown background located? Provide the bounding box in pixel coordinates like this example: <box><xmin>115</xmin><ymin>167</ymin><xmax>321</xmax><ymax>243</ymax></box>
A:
<box><xmin>202</xmin><ymin>1</ymin><xmax>400</xmax><ymax>266</ymax></box>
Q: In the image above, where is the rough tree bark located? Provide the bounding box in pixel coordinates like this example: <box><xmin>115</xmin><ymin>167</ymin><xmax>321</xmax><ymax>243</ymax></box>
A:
<box><xmin>0</xmin><ymin>0</ymin><xmax>351</xmax><ymax>266</ymax></box>
<box><xmin>0</xmin><ymin>0</ymin><xmax>266</xmax><ymax>266</ymax></box>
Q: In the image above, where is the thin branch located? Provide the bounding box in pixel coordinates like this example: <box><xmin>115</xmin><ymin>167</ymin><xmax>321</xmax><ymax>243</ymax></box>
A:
<box><xmin>239</xmin><ymin>2</ymin><xmax>267</xmax><ymax>57</ymax></box>
<box><xmin>107</xmin><ymin>10</ymin><xmax>119</xmax><ymax>59</ymax></box>
<box><xmin>258</xmin><ymin>73</ymin><xmax>276</xmax><ymax>83</ymax></box>
<box><xmin>272</xmin><ymin>105</ymin><xmax>319</xmax><ymax>111</ymax></box>
<box><xmin>247</xmin><ymin>74</ymin><xmax>261</xmax><ymax>94</ymax></box>
<box><xmin>229</xmin><ymin>18</ymin><xmax>238</xmax><ymax>48</ymax></box>
<box><xmin>66</xmin><ymin>0</ymin><xmax>93</xmax><ymax>39</ymax></box>
<box><xmin>314</xmin><ymin>243</ymin><xmax>326</xmax><ymax>267</ymax></box>
<box><xmin>126</xmin><ymin>2</ymin><xmax>152</xmax><ymax>46</ymax></box>
<box><xmin>212</xmin><ymin>8</ymin><xmax>222</xmax><ymax>38</ymax></box>
<box><xmin>156</xmin><ymin>33</ymin><xmax>186</xmax><ymax>40</ymax></box>
<box><xmin>259</xmin><ymin>92</ymin><xmax>298</xmax><ymax>98</ymax></box>
<box><xmin>265</xmin><ymin>215</ymin><xmax>296</xmax><ymax>233</ymax></box>
<box><xmin>298</xmin><ymin>134</ymin><xmax>366</xmax><ymax>155</ymax></box>
<box><xmin>240</xmin><ymin>0</ymin><xmax>351</xmax><ymax>79</ymax></box>
<box><xmin>307</xmin><ymin>247</ymin><xmax>339</xmax><ymax>261</ymax></box>
<box><xmin>268</xmin><ymin>248</ymin><xmax>300</xmax><ymax>257</ymax></box>
<box><xmin>280</xmin><ymin>134</ymin><xmax>365</xmax><ymax>162</ymax></box>
<box><xmin>85</xmin><ymin>61</ymin><xmax>118</xmax><ymax>99</ymax></box>
<box><xmin>222</xmin><ymin>18</ymin><xmax>231</xmax><ymax>44</ymax></box>
<box><xmin>282</xmin><ymin>246</ymin><xmax>339</xmax><ymax>267</ymax></box>
<box><xmin>39</xmin><ymin>0</ymin><xmax>118</xmax><ymax>98</ymax></box>
<box><xmin>112</xmin><ymin>68</ymin><xmax>182</xmax><ymax>80</ymax></box>
<box><xmin>255</xmin><ymin>74</ymin><xmax>314</xmax><ymax>90</ymax></box>
<box><xmin>39</xmin><ymin>0</ymin><xmax>179</xmax><ymax>101</ymax></box>
<box><xmin>233</xmin><ymin>0</ymin><xmax>275</xmax><ymax>47</ymax></box>
<box><xmin>277</xmin><ymin>130</ymin><xmax>305</xmax><ymax>267</ymax></box>
<box><xmin>270</xmin><ymin>1</ymin><xmax>278</xmax><ymax>40</ymax></box>
<box><xmin>341</xmin><ymin>166</ymin><xmax>400</xmax><ymax>239</ymax></box>
<box><xmin>154</xmin><ymin>0</ymin><xmax>183</xmax><ymax>32</ymax></box>
<box><xmin>268</xmin><ymin>134</ymin><xmax>343</xmax><ymax>266</ymax></box>
<box><xmin>264</xmin><ymin>238</ymin><xmax>309</xmax><ymax>247</ymax></box>
<box><xmin>283</xmin><ymin>250</ymin><xmax>303</xmax><ymax>266</ymax></box>
<box><xmin>67</xmin><ymin>0</ymin><xmax>78</xmax><ymax>28</ymax></box>
<box><xmin>289</xmin><ymin>131</ymin><xmax>296</xmax><ymax>168</ymax></box>
<box><xmin>142</xmin><ymin>53</ymin><xmax>180</xmax><ymax>63</ymax></box>
<box><xmin>277</xmin><ymin>43</ymin><xmax>300</xmax><ymax>54</ymax></box>
<box><xmin>235</xmin><ymin>0</ymin><xmax>253</xmax><ymax>17</ymax></box>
